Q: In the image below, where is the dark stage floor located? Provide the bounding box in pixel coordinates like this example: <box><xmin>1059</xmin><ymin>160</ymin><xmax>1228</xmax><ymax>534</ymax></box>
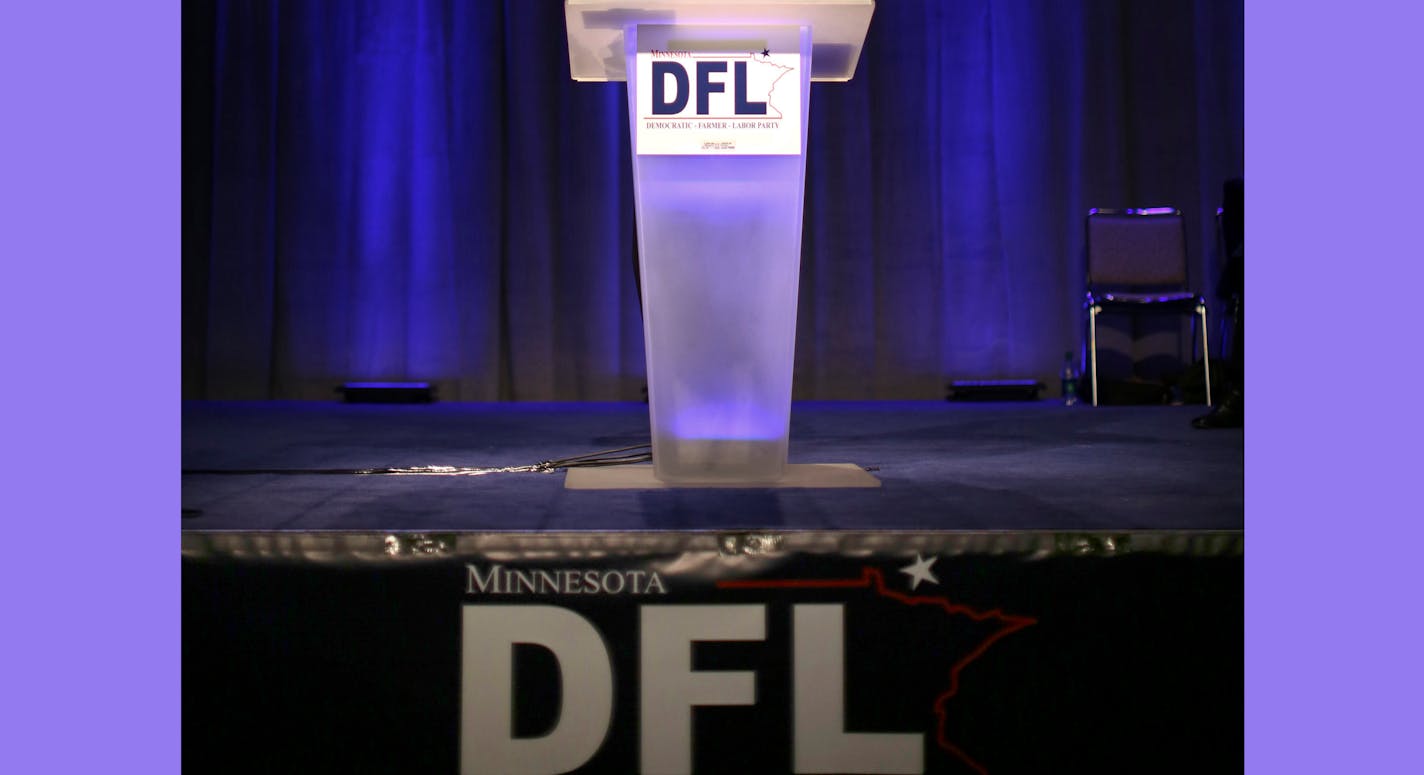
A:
<box><xmin>181</xmin><ymin>400</ymin><xmax>1242</xmax><ymax>532</ymax></box>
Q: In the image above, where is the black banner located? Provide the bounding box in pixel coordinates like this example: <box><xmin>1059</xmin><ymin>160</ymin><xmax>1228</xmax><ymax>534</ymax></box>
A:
<box><xmin>183</xmin><ymin>532</ymin><xmax>1242</xmax><ymax>773</ymax></box>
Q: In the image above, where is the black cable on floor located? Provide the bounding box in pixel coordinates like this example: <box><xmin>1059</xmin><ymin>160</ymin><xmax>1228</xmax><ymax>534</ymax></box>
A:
<box><xmin>181</xmin><ymin>443</ymin><xmax>652</xmax><ymax>477</ymax></box>
<box><xmin>542</xmin><ymin>443</ymin><xmax>653</xmax><ymax>469</ymax></box>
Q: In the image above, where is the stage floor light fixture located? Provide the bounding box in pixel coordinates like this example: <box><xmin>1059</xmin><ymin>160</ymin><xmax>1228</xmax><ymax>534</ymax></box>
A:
<box><xmin>338</xmin><ymin>382</ymin><xmax>436</xmax><ymax>404</ymax></box>
<box><xmin>946</xmin><ymin>380</ymin><xmax>1045</xmax><ymax>402</ymax></box>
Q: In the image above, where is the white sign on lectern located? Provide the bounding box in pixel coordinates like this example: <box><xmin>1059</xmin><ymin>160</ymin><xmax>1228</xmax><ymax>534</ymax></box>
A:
<box><xmin>634</xmin><ymin>47</ymin><xmax>802</xmax><ymax>155</ymax></box>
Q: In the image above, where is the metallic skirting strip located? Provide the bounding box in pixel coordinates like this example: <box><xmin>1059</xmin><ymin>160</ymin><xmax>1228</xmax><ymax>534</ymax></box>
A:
<box><xmin>182</xmin><ymin>529</ymin><xmax>1243</xmax><ymax>562</ymax></box>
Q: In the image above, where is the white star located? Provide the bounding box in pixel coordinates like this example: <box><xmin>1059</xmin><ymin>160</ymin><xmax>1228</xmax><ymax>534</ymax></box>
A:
<box><xmin>899</xmin><ymin>553</ymin><xmax>939</xmax><ymax>590</ymax></box>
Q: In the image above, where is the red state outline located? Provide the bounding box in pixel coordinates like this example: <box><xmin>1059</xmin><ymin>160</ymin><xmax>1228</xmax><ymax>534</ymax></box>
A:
<box><xmin>717</xmin><ymin>566</ymin><xmax>1038</xmax><ymax>775</ymax></box>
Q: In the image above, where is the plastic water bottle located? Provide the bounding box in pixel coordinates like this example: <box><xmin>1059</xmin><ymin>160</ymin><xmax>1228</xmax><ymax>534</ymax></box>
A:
<box><xmin>1061</xmin><ymin>351</ymin><xmax>1079</xmax><ymax>406</ymax></box>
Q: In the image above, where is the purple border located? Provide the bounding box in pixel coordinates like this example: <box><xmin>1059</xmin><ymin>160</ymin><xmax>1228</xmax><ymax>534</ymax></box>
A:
<box><xmin>1</xmin><ymin>3</ymin><xmax>178</xmax><ymax>772</ymax></box>
<box><xmin>1247</xmin><ymin>1</ymin><xmax>1423</xmax><ymax>771</ymax></box>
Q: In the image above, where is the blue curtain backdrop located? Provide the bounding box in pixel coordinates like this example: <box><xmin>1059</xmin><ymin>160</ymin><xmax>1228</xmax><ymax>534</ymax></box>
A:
<box><xmin>183</xmin><ymin>0</ymin><xmax>1243</xmax><ymax>401</ymax></box>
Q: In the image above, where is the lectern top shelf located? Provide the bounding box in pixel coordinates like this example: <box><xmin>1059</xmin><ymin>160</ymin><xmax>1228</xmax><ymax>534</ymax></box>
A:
<box><xmin>565</xmin><ymin>0</ymin><xmax>874</xmax><ymax>82</ymax></box>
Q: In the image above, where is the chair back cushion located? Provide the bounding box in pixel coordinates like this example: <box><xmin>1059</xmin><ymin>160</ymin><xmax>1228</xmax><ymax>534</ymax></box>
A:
<box><xmin>1086</xmin><ymin>211</ymin><xmax>1188</xmax><ymax>287</ymax></box>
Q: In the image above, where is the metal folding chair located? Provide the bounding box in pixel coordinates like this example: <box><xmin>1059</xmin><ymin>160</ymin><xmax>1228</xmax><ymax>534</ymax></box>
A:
<box><xmin>1084</xmin><ymin>208</ymin><xmax>1210</xmax><ymax>407</ymax></box>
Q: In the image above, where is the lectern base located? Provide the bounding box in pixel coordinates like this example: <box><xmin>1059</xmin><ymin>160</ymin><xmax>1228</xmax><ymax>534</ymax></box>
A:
<box><xmin>565</xmin><ymin>462</ymin><xmax>881</xmax><ymax>490</ymax></box>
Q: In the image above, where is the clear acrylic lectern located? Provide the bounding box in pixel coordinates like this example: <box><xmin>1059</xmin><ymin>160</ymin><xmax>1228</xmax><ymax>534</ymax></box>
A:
<box><xmin>565</xmin><ymin>1</ymin><xmax>874</xmax><ymax>484</ymax></box>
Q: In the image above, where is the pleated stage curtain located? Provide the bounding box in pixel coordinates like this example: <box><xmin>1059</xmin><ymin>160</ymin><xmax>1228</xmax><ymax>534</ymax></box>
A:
<box><xmin>183</xmin><ymin>0</ymin><xmax>1242</xmax><ymax>401</ymax></box>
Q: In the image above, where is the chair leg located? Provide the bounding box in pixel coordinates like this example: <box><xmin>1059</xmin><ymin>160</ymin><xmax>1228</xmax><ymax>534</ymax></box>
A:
<box><xmin>1089</xmin><ymin>306</ymin><xmax>1100</xmax><ymax>407</ymax></box>
<box><xmin>1198</xmin><ymin>304</ymin><xmax>1212</xmax><ymax>406</ymax></box>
